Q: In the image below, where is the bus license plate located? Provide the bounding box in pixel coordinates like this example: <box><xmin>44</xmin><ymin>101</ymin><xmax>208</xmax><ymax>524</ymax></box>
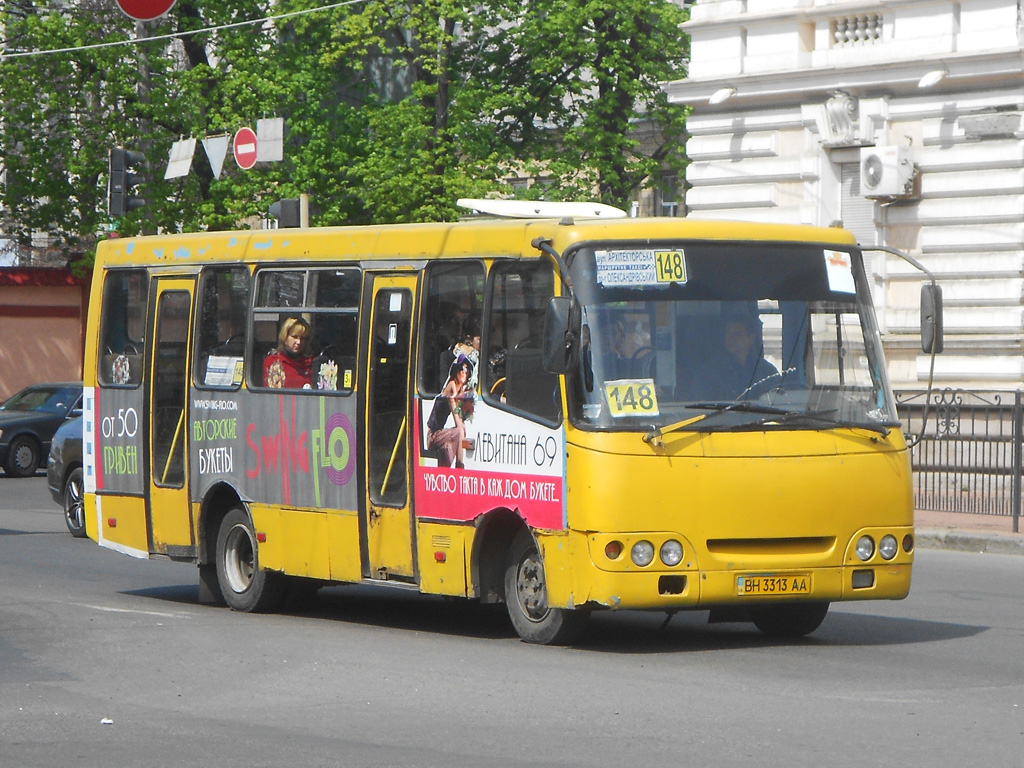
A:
<box><xmin>737</xmin><ymin>574</ymin><xmax>811</xmax><ymax>596</ymax></box>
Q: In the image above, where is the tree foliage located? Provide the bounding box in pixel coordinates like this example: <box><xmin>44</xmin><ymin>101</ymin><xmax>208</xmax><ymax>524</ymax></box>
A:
<box><xmin>0</xmin><ymin>0</ymin><xmax>688</xmax><ymax>265</ymax></box>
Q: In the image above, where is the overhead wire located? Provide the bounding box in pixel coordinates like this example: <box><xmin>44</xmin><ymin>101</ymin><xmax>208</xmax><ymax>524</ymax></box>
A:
<box><xmin>0</xmin><ymin>0</ymin><xmax>365</xmax><ymax>60</ymax></box>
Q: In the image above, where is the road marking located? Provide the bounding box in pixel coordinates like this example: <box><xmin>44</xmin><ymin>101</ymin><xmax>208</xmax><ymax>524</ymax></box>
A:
<box><xmin>74</xmin><ymin>603</ymin><xmax>192</xmax><ymax>619</ymax></box>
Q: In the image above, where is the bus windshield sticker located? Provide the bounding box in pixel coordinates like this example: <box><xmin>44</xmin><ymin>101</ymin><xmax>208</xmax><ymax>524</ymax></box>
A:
<box><xmin>596</xmin><ymin>249</ymin><xmax>687</xmax><ymax>287</ymax></box>
<box><xmin>824</xmin><ymin>249</ymin><xmax>856</xmax><ymax>294</ymax></box>
<box><xmin>605</xmin><ymin>379</ymin><xmax>660</xmax><ymax>418</ymax></box>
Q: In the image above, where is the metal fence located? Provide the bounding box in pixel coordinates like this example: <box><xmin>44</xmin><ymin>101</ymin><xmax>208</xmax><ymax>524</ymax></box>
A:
<box><xmin>895</xmin><ymin>389</ymin><xmax>1022</xmax><ymax>532</ymax></box>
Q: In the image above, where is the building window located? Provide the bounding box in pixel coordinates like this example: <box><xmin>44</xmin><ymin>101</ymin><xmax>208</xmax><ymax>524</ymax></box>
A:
<box><xmin>656</xmin><ymin>174</ymin><xmax>681</xmax><ymax>217</ymax></box>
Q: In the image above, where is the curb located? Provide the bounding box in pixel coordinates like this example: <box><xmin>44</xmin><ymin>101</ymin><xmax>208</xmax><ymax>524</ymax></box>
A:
<box><xmin>915</xmin><ymin>528</ymin><xmax>1024</xmax><ymax>556</ymax></box>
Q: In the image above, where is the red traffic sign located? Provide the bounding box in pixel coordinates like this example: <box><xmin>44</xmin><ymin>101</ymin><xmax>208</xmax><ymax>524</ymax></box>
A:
<box><xmin>233</xmin><ymin>127</ymin><xmax>258</xmax><ymax>170</ymax></box>
<box><xmin>115</xmin><ymin>0</ymin><xmax>177</xmax><ymax>21</ymax></box>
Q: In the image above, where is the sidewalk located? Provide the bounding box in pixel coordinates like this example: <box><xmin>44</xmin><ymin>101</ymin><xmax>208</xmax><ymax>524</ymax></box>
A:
<box><xmin>915</xmin><ymin>508</ymin><xmax>1024</xmax><ymax>556</ymax></box>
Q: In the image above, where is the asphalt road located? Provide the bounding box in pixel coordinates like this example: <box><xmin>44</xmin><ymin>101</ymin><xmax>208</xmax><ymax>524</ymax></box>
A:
<box><xmin>2</xmin><ymin>475</ymin><xmax>1023</xmax><ymax>767</ymax></box>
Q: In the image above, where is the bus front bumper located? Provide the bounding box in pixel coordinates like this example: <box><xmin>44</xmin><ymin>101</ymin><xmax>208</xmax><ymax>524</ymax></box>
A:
<box><xmin>540</xmin><ymin>530</ymin><xmax>913</xmax><ymax>612</ymax></box>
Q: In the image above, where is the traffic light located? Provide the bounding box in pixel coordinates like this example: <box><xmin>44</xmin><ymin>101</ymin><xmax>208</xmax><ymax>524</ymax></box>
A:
<box><xmin>268</xmin><ymin>198</ymin><xmax>301</xmax><ymax>228</ymax></box>
<box><xmin>108</xmin><ymin>147</ymin><xmax>145</xmax><ymax>217</ymax></box>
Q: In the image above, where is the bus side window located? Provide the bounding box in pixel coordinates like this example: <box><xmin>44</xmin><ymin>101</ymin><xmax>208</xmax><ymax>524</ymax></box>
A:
<box><xmin>419</xmin><ymin>261</ymin><xmax>485</xmax><ymax>396</ymax></box>
<box><xmin>250</xmin><ymin>313</ymin><xmax>282</xmax><ymax>384</ymax></box>
<box><xmin>98</xmin><ymin>268</ymin><xmax>148</xmax><ymax>387</ymax></box>
<box><xmin>249</xmin><ymin>268</ymin><xmax>362</xmax><ymax>392</ymax></box>
<box><xmin>250</xmin><ymin>269</ymin><xmax>309</xmax><ymax>390</ymax></box>
<box><xmin>194</xmin><ymin>267</ymin><xmax>249</xmax><ymax>389</ymax></box>
<box><xmin>485</xmin><ymin>261</ymin><xmax>559</xmax><ymax>422</ymax></box>
<box><xmin>309</xmin><ymin>268</ymin><xmax>361</xmax><ymax>392</ymax></box>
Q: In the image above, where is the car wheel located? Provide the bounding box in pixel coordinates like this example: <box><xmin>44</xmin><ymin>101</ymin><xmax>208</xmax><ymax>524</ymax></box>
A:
<box><xmin>5</xmin><ymin>436</ymin><xmax>39</xmax><ymax>478</ymax></box>
<box><xmin>63</xmin><ymin>467</ymin><xmax>87</xmax><ymax>538</ymax></box>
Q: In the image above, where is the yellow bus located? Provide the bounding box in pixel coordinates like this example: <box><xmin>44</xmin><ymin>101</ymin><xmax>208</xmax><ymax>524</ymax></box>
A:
<box><xmin>82</xmin><ymin>202</ymin><xmax>929</xmax><ymax>644</ymax></box>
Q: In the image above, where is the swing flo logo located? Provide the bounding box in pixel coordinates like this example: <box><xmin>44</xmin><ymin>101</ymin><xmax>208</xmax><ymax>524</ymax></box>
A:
<box><xmin>191</xmin><ymin>396</ymin><xmax>356</xmax><ymax>508</ymax></box>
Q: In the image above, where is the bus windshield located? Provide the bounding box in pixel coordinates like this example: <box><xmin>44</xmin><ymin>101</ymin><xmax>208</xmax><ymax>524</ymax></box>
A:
<box><xmin>566</xmin><ymin>240</ymin><xmax>899</xmax><ymax>433</ymax></box>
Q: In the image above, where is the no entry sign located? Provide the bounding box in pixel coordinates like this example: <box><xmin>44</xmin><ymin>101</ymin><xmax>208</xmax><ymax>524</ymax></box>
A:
<box><xmin>115</xmin><ymin>0</ymin><xmax>177</xmax><ymax>21</ymax></box>
<box><xmin>233</xmin><ymin>127</ymin><xmax>258</xmax><ymax>170</ymax></box>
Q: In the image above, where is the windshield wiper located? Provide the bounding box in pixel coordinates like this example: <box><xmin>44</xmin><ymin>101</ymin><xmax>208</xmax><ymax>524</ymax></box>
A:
<box><xmin>743</xmin><ymin>409</ymin><xmax>893</xmax><ymax>438</ymax></box>
<box><xmin>643</xmin><ymin>403</ymin><xmax>892</xmax><ymax>445</ymax></box>
<box><xmin>643</xmin><ymin>401</ymin><xmax>791</xmax><ymax>446</ymax></box>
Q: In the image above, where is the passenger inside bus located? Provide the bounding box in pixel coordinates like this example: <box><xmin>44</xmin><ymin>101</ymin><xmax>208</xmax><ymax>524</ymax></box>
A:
<box><xmin>693</xmin><ymin>313</ymin><xmax>778</xmax><ymax>401</ymax></box>
<box><xmin>263</xmin><ymin>315</ymin><xmax>313</xmax><ymax>389</ymax></box>
<box><xmin>451</xmin><ymin>310</ymin><xmax>481</xmax><ymax>391</ymax></box>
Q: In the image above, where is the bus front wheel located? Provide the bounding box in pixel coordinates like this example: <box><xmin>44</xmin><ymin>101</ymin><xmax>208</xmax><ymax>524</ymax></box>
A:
<box><xmin>215</xmin><ymin>507</ymin><xmax>284</xmax><ymax>613</ymax></box>
<box><xmin>503</xmin><ymin>530</ymin><xmax>588</xmax><ymax>645</ymax></box>
<box><xmin>751</xmin><ymin>602</ymin><xmax>829</xmax><ymax>638</ymax></box>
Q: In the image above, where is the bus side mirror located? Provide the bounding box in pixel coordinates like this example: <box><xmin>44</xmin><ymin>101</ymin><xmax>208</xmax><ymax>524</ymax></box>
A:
<box><xmin>542</xmin><ymin>297</ymin><xmax>580</xmax><ymax>374</ymax></box>
<box><xmin>921</xmin><ymin>283</ymin><xmax>943</xmax><ymax>354</ymax></box>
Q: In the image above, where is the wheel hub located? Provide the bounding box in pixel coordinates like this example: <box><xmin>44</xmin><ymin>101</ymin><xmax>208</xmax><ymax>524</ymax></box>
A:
<box><xmin>224</xmin><ymin>524</ymin><xmax>256</xmax><ymax>593</ymax></box>
<box><xmin>516</xmin><ymin>554</ymin><xmax>549</xmax><ymax>622</ymax></box>
<box><xmin>14</xmin><ymin>444</ymin><xmax>33</xmax><ymax>470</ymax></box>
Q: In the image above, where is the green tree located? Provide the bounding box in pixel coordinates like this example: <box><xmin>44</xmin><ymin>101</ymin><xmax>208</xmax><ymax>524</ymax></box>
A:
<box><xmin>471</xmin><ymin>0</ymin><xmax>689</xmax><ymax>209</ymax></box>
<box><xmin>319</xmin><ymin>0</ymin><xmax>688</xmax><ymax>219</ymax></box>
<box><xmin>0</xmin><ymin>0</ymin><xmax>688</xmax><ymax>264</ymax></box>
<box><xmin>0</xmin><ymin>2</ymin><xmax>141</xmax><ymax>258</ymax></box>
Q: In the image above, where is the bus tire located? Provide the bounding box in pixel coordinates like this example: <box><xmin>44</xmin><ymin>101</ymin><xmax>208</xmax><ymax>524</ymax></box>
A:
<box><xmin>503</xmin><ymin>530</ymin><xmax>588</xmax><ymax>645</ymax></box>
<box><xmin>215</xmin><ymin>507</ymin><xmax>284</xmax><ymax>613</ymax></box>
<box><xmin>751</xmin><ymin>602</ymin><xmax>829</xmax><ymax>638</ymax></box>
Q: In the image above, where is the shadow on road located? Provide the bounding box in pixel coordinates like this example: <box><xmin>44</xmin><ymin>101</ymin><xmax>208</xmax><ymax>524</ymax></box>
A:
<box><xmin>0</xmin><ymin>528</ymin><xmax>66</xmax><ymax>537</ymax></box>
<box><xmin>122</xmin><ymin>581</ymin><xmax>988</xmax><ymax>653</ymax></box>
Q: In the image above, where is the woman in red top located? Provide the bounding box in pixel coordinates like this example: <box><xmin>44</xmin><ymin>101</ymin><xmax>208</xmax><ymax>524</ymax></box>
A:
<box><xmin>263</xmin><ymin>316</ymin><xmax>313</xmax><ymax>389</ymax></box>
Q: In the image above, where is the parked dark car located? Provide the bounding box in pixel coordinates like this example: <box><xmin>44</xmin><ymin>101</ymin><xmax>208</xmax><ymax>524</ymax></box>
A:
<box><xmin>0</xmin><ymin>382</ymin><xmax>82</xmax><ymax>478</ymax></box>
<box><xmin>47</xmin><ymin>415</ymin><xmax>86</xmax><ymax>537</ymax></box>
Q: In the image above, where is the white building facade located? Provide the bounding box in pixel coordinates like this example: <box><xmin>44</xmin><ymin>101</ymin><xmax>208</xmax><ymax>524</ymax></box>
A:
<box><xmin>663</xmin><ymin>0</ymin><xmax>1024</xmax><ymax>390</ymax></box>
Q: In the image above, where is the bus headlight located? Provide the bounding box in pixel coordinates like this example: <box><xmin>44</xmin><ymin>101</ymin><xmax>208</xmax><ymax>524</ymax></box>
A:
<box><xmin>631</xmin><ymin>540</ymin><xmax>655</xmax><ymax>567</ymax></box>
<box><xmin>879</xmin><ymin>535</ymin><xmax>898</xmax><ymax>561</ymax></box>
<box><xmin>660</xmin><ymin>540</ymin><xmax>684</xmax><ymax>567</ymax></box>
<box><xmin>855</xmin><ymin>535</ymin><xmax>875</xmax><ymax>561</ymax></box>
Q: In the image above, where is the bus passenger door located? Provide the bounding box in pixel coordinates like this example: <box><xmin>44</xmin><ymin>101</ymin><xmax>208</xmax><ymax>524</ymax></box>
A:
<box><xmin>147</xmin><ymin>279</ymin><xmax>195</xmax><ymax>557</ymax></box>
<box><xmin>363</xmin><ymin>275</ymin><xmax>416</xmax><ymax>580</ymax></box>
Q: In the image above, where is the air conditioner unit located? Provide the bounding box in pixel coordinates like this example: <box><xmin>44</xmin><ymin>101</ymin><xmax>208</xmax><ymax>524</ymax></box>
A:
<box><xmin>859</xmin><ymin>146</ymin><xmax>916</xmax><ymax>198</ymax></box>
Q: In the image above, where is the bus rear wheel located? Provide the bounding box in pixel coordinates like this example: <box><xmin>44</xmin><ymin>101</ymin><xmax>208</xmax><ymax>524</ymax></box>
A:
<box><xmin>215</xmin><ymin>507</ymin><xmax>284</xmax><ymax>613</ymax></box>
<box><xmin>503</xmin><ymin>530</ymin><xmax>588</xmax><ymax>645</ymax></box>
<box><xmin>751</xmin><ymin>602</ymin><xmax>829</xmax><ymax>638</ymax></box>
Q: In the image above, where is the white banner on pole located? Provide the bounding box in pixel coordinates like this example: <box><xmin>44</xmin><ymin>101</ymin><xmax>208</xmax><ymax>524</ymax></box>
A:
<box><xmin>202</xmin><ymin>135</ymin><xmax>230</xmax><ymax>179</ymax></box>
<box><xmin>256</xmin><ymin>117</ymin><xmax>284</xmax><ymax>162</ymax></box>
<box><xmin>164</xmin><ymin>138</ymin><xmax>196</xmax><ymax>179</ymax></box>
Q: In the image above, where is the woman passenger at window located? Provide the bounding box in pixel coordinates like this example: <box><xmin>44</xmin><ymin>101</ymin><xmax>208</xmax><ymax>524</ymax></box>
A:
<box><xmin>263</xmin><ymin>316</ymin><xmax>313</xmax><ymax>389</ymax></box>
